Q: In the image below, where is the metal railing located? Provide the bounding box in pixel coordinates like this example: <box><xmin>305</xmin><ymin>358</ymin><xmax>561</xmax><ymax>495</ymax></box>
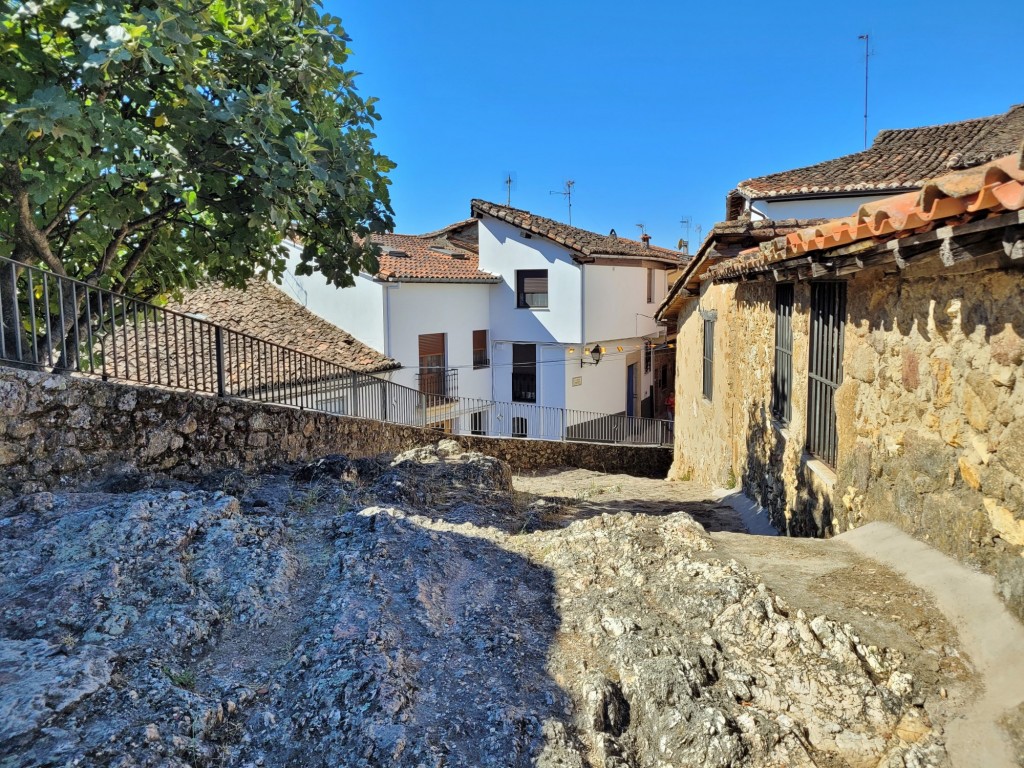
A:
<box><xmin>0</xmin><ymin>255</ymin><xmax>672</xmax><ymax>446</ymax></box>
<box><xmin>416</xmin><ymin>366</ymin><xmax>458</xmax><ymax>400</ymax></box>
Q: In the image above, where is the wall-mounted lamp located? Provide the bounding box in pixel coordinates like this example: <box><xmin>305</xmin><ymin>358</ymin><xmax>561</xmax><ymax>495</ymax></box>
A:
<box><xmin>581</xmin><ymin>345</ymin><xmax>605</xmax><ymax>367</ymax></box>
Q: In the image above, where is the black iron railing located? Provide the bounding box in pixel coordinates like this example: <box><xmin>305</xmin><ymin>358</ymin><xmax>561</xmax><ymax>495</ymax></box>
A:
<box><xmin>0</xmin><ymin>255</ymin><xmax>673</xmax><ymax>446</ymax></box>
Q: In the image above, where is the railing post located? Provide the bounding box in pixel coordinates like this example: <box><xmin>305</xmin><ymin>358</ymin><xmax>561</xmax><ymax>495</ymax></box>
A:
<box><xmin>560</xmin><ymin>407</ymin><xmax>566</xmax><ymax>441</ymax></box>
<box><xmin>214</xmin><ymin>326</ymin><xmax>226</xmax><ymax>397</ymax></box>
<box><xmin>350</xmin><ymin>368</ymin><xmax>358</xmax><ymax>417</ymax></box>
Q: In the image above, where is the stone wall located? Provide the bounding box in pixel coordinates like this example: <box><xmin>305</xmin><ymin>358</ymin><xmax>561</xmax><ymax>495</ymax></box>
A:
<box><xmin>0</xmin><ymin>368</ymin><xmax>671</xmax><ymax>498</ymax></box>
<box><xmin>670</xmin><ymin>248</ymin><xmax>1024</xmax><ymax>619</ymax></box>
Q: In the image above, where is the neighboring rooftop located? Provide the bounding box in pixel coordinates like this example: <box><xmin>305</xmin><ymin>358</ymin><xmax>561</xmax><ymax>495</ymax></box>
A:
<box><xmin>371</xmin><ymin>220</ymin><xmax>501</xmax><ymax>283</ymax></box>
<box><xmin>709</xmin><ymin>144</ymin><xmax>1024</xmax><ymax>282</ymax></box>
<box><xmin>654</xmin><ymin>218</ymin><xmax>822</xmax><ymax>322</ymax></box>
<box><xmin>470</xmin><ymin>199</ymin><xmax>687</xmax><ymax>264</ymax></box>
<box><xmin>165</xmin><ymin>280</ymin><xmax>400</xmax><ymax>373</ymax></box>
<box><xmin>737</xmin><ymin>103</ymin><xmax>1024</xmax><ymax>200</ymax></box>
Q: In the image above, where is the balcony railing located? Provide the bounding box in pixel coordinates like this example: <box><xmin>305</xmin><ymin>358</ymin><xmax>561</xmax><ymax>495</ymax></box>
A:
<box><xmin>0</xmin><ymin>254</ymin><xmax>672</xmax><ymax>446</ymax></box>
<box><xmin>416</xmin><ymin>366</ymin><xmax>458</xmax><ymax>400</ymax></box>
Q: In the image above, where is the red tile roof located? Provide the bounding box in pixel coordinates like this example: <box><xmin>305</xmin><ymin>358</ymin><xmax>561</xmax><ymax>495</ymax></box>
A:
<box><xmin>708</xmin><ymin>144</ymin><xmax>1024</xmax><ymax>281</ymax></box>
<box><xmin>470</xmin><ymin>200</ymin><xmax>687</xmax><ymax>264</ymax></box>
<box><xmin>371</xmin><ymin>220</ymin><xmax>499</xmax><ymax>283</ymax></box>
<box><xmin>737</xmin><ymin>104</ymin><xmax>1024</xmax><ymax>200</ymax></box>
<box><xmin>167</xmin><ymin>280</ymin><xmax>401</xmax><ymax>373</ymax></box>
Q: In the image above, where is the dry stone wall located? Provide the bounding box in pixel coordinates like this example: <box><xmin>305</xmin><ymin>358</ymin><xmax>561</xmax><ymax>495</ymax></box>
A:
<box><xmin>0</xmin><ymin>368</ymin><xmax>670</xmax><ymax>499</ymax></box>
<box><xmin>670</xmin><ymin>250</ymin><xmax>1024</xmax><ymax>620</ymax></box>
<box><xmin>836</xmin><ymin>256</ymin><xmax>1024</xmax><ymax>619</ymax></box>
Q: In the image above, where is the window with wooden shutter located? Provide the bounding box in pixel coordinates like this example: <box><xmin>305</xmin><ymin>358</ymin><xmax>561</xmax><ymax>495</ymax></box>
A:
<box><xmin>646</xmin><ymin>268</ymin><xmax>655</xmax><ymax>303</ymax></box>
<box><xmin>516</xmin><ymin>270</ymin><xmax>548</xmax><ymax>308</ymax></box>
<box><xmin>473</xmin><ymin>329</ymin><xmax>489</xmax><ymax>368</ymax></box>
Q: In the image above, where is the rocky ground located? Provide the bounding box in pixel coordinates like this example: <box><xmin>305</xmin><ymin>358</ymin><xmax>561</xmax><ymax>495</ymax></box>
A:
<box><xmin>0</xmin><ymin>442</ymin><xmax>972</xmax><ymax>767</ymax></box>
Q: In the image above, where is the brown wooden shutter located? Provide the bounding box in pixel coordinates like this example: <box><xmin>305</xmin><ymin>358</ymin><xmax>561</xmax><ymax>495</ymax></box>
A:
<box><xmin>419</xmin><ymin>333</ymin><xmax>445</xmax><ymax>359</ymax></box>
<box><xmin>473</xmin><ymin>329</ymin><xmax>487</xmax><ymax>353</ymax></box>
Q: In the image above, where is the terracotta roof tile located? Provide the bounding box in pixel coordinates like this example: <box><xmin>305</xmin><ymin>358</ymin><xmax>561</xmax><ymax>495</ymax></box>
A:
<box><xmin>470</xmin><ymin>200</ymin><xmax>686</xmax><ymax>264</ymax></box>
<box><xmin>372</xmin><ymin>222</ymin><xmax>499</xmax><ymax>283</ymax></box>
<box><xmin>165</xmin><ymin>280</ymin><xmax>400</xmax><ymax>373</ymax></box>
<box><xmin>737</xmin><ymin>104</ymin><xmax>1024</xmax><ymax>199</ymax></box>
<box><xmin>708</xmin><ymin>144</ymin><xmax>1024</xmax><ymax>281</ymax></box>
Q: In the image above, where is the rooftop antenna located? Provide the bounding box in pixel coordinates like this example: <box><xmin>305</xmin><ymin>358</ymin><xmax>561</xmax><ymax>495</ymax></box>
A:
<box><xmin>695</xmin><ymin>224</ymin><xmax>703</xmax><ymax>245</ymax></box>
<box><xmin>635</xmin><ymin>223</ymin><xmax>646</xmax><ymax>236</ymax></box>
<box><xmin>858</xmin><ymin>34</ymin><xmax>871</xmax><ymax>149</ymax></box>
<box><xmin>549</xmin><ymin>180</ymin><xmax>575</xmax><ymax>224</ymax></box>
<box><xmin>503</xmin><ymin>171</ymin><xmax>517</xmax><ymax>207</ymax></box>
<box><xmin>679</xmin><ymin>216</ymin><xmax>692</xmax><ymax>253</ymax></box>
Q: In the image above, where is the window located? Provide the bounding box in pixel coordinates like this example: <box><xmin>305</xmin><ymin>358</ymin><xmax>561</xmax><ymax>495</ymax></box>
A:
<box><xmin>516</xmin><ymin>270</ymin><xmax>548</xmax><ymax>308</ymax></box>
<box><xmin>512</xmin><ymin>416</ymin><xmax>528</xmax><ymax>438</ymax></box>
<box><xmin>418</xmin><ymin>333</ymin><xmax>452</xmax><ymax>398</ymax></box>
<box><xmin>512</xmin><ymin>343</ymin><xmax>536</xmax><ymax>403</ymax></box>
<box><xmin>473</xmin><ymin>330</ymin><xmax>489</xmax><ymax>369</ymax></box>
<box><xmin>470</xmin><ymin>411</ymin><xmax>487</xmax><ymax>436</ymax></box>
<box><xmin>702</xmin><ymin>315</ymin><xmax>715</xmax><ymax>400</ymax></box>
<box><xmin>644</xmin><ymin>340</ymin><xmax>652</xmax><ymax>373</ymax></box>
<box><xmin>772</xmin><ymin>284</ymin><xmax>794</xmax><ymax>424</ymax></box>
<box><xmin>646</xmin><ymin>268</ymin><xmax>655</xmax><ymax>303</ymax></box>
<box><xmin>806</xmin><ymin>282</ymin><xmax>847</xmax><ymax>467</ymax></box>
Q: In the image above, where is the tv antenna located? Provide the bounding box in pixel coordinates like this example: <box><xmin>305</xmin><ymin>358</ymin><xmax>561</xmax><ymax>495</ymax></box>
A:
<box><xmin>635</xmin><ymin>223</ymin><xmax>646</xmax><ymax>236</ymax></box>
<box><xmin>549</xmin><ymin>180</ymin><xmax>575</xmax><ymax>224</ymax></box>
<box><xmin>502</xmin><ymin>171</ymin><xmax>517</xmax><ymax>207</ymax></box>
<box><xmin>679</xmin><ymin>216</ymin><xmax>692</xmax><ymax>252</ymax></box>
<box><xmin>858</xmin><ymin>34</ymin><xmax>872</xmax><ymax>149</ymax></box>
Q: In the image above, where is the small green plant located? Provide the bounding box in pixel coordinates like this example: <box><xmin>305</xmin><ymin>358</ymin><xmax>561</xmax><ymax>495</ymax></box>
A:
<box><xmin>725</xmin><ymin>468</ymin><xmax>737</xmax><ymax>489</ymax></box>
<box><xmin>289</xmin><ymin>485</ymin><xmax>323</xmax><ymax>515</ymax></box>
<box><xmin>163</xmin><ymin>666</ymin><xmax>197</xmax><ymax>691</ymax></box>
<box><xmin>59</xmin><ymin>632</ymin><xmax>77</xmax><ymax>650</ymax></box>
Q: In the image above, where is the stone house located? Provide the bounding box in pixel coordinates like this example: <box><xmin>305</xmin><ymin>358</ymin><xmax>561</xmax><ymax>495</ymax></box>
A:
<box><xmin>658</xmin><ymin>146</ymin><xmax>1024</xmax><ymax>619</ymax></box>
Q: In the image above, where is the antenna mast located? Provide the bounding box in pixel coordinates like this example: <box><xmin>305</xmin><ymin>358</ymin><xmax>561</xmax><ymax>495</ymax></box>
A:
<box><xmin>549</xmin><ymin>180</ymin><xmax>575</xmax><ymax>224</ymax></box>
<box><xmin>858</xmin><ymin>34</ymin><xmax>870</xmax><ymax>149</ymax></box>
<box><xmin>503</xmin><ymin>172</ymin><xmax>516</xmax><ymax>206</ymax></box>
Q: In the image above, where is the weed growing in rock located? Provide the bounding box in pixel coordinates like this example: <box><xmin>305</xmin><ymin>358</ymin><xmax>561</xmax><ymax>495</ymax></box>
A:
<box><xmin>164</xmin><ymin>666</ymin><xmax>197</xmax><ymax>691</ymax></box>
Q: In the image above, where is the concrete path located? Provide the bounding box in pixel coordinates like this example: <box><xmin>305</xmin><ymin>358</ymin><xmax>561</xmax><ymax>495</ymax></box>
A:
<box><xmin>838</xmin><ymin>522</ymin><xmax>1024</xmax><ymax>768</ymax></box>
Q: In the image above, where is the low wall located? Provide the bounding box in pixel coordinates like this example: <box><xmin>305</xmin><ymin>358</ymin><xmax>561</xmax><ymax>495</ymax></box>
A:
<box><xmin>0</xmin><ymin>368</ymin><xmax>671</xmax><ymax>498</ymax></box>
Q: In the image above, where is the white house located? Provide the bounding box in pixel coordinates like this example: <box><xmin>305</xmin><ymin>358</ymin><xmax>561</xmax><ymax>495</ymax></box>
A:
<box><xmin>470</xmin><ymin>200</ymin><xmax>682</xmax><ymax>437</ymax></box>
<box><xmin>280</xmin><ymin>202</ymin><xmax>685</xmax><ymax>439</ymax></box>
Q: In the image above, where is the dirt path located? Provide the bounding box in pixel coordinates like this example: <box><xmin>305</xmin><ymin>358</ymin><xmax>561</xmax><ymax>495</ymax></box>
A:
<box><xmin>514</xmin><ymin>469</ymin><xmax>1023</xmax><ymax>766</ymax></box>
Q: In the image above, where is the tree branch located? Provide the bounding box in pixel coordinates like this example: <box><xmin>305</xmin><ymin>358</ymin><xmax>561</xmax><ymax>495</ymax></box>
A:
<box><xmin>43</xmin><ymin>179</ymin><xmax>99</xmax><ymax>236</ymax></box>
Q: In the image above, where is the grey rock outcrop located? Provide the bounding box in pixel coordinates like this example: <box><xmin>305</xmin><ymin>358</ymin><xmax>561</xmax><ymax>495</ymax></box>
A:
<box><xmin>0</xmin><ymin>444</ymin><xmax>949</xmax><ymax>767</ymax></box>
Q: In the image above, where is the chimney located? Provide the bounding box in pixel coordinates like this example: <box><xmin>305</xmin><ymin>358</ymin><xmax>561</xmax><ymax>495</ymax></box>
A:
<box><xmin>641</xmin><ymin>233</ymin><xmax>651</xmax><ymax>249</ymax></box>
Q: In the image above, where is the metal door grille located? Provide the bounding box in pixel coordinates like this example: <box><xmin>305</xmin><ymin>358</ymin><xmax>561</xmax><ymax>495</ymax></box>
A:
<box><xmin>702</xmin><ymin>316</ymin><xmax>715</xmax><ymax>400</ymax></box>
<box><xmin>806</xmin><ymin>282</ymin><xmax>846</xmax><ymax>467</ymax></box>
<box><xmin>772</xmin><ymin>284</ymin><xmax>794</xmax><ymax>423</ymax></box>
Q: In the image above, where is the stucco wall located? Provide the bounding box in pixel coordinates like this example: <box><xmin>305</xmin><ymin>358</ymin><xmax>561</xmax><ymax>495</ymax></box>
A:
<box><xmin>0</xmin><ymin>369</ymin><xmax>671</xmax><ymax>500</ymax></box>
<box><xmin>382</xmin><ymin>282</ymin><xmax>492</xmax><ymax>399</ymax></box>
<box><xmin>480</xmin><ymin>218</ymin><xmax>583</xmax><ymax>344</ymax></box>
<box><xmin>281</xmin><ymin>244</ymin><xmax>387</xmax><ymax>353</ymax></box>
<box><xmin>582</xmin><ymin>263</ymin><xmax>664</xmax><ymax>342</ymax></box>
<box><xmin>669</xmin><ymin>249</ymin><xmax>1024</xmax><ymax>619</ymax></box>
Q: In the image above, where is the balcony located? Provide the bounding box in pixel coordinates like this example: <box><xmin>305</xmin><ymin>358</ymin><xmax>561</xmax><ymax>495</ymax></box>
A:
<box><xmin>417</xmin><ymin>366</ymin><xmax>458</xmax><ymax>402</ymax></box>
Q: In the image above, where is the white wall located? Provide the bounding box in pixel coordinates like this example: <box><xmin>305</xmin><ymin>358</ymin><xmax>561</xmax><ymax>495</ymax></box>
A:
<box><xmin>478</xmin><ymin>218</ymin><xmax>583</xmax><ymax>344</ymax></box>
<box><xmin>583</xmin><ymin>264</ymin><xmax>665</xmax><ymax>343</ymax></box>
<box><xmin>385</xmin><ymin>282</ymin><xmax>492</xmax><ymax>400</ymax></box>
<box><xmin>749</xmin><ymin>193</ymin><xmax>893</xmax><ymax>222</ymax></box>
<box><xmin>281</xmin><ymin>244</ymin><xmax>386</xmax><ymax>352</ymax></box>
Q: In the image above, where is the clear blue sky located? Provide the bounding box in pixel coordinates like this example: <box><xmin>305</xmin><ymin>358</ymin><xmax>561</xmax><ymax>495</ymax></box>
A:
<box><xmin>325</xmin><ymin>1</ymin><xmax>1023</xmax><ymax>252</ymax></box>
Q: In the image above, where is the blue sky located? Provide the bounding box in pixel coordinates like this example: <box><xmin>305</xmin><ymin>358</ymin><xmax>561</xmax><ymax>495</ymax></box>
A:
<box><xmin>326</xmin><ymin>1</ymin><xmax>1024</xmax><ymax>252</ymax></box>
